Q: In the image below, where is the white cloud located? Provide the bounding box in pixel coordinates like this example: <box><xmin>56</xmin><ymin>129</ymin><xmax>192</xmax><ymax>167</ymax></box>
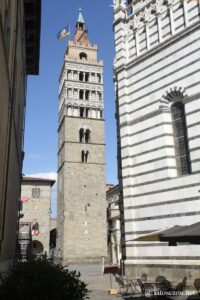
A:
<box><xmin>26</xmin><ymin>172</ymin><xmax>57</xmax><ymax>181</ymax></box>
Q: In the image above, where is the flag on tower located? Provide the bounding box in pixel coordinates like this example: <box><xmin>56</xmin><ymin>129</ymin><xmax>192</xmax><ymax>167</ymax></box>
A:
<box><xmin>57</xmin><ymin>25</ymin><xmax>70</xmax><ymax>40</ymax></box>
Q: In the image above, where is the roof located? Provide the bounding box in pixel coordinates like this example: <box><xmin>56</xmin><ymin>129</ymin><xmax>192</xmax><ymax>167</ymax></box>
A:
<box><xmin>106</xmin><ymin>184</ymin><xmax>119</xmax><ymax>192</ymax></box>
<box><xmin>78</xmin><ymin>7</ymin><xmax>85</xmax><ymax>24</ymax></box>
<box><xmin>22</xmin><ymin>176</ymin><xmax>55</xmax><ymax>186</ymax></box>
<box><xmin>24</xmin><ymin>0</ymin><xmax>41</xmax><ymax>75</ymax></box>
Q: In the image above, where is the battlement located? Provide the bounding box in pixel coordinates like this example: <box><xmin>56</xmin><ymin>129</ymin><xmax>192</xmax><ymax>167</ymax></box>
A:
<box><xmin>68</xmin><ymin>40</ymin><xmax>97</xmax><ymax>49</ymax></box>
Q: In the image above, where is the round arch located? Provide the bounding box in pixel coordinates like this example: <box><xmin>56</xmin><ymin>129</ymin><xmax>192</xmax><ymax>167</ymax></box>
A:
<box><xmin>32</xmin><ymin>240</ymin><xmax>44</xmax><ymax>255</ymax></box>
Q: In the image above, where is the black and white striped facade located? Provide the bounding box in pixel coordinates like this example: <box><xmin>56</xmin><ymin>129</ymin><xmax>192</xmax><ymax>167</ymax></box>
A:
<box><xmin>113</xmin><ymin>0</ymin><xmax>200</xmax><ymax>280</ymax></box>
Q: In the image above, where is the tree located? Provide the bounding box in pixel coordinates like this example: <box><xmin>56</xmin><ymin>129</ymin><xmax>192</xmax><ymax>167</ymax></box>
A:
<box><xmin>0</xmin><ymin>259</ymin><xmax>89</xmax><ymax>300</ymax></box>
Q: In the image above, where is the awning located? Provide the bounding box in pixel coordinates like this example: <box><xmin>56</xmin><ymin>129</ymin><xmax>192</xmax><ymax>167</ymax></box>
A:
<box><xmin>160</xmin><ymin>222</ymin><xmax>200</xmax><ymax>244</ymax></box>
<box><xmin>20</xmin><ymin>197</ymin><xmax>29</xmax><ymax>202</ymax></box>
<box><xmin>130</xmin><ymin>225</ymin><xmax>183</xmax><ymax>242</ymax></box>
<box><xmin>130</xmin><ymin>222</ymin><xmax>200</xmax><ymax>245</ymax></box>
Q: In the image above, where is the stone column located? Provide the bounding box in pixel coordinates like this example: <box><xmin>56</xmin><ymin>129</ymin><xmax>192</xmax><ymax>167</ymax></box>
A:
<box><xmin>146</xmin><ymin>22</ymin><xmax>150</xmax><ymax>50</ymax></box>
<box><xmin>131</xmin><ymin>15</ymin><xmax>140</xmax><ymax>56</ymax></box>
<box><xmin>89</xmin><ymin>107</ymin><xmax>92</xmax><ymax>118</ymax></box>
<box><xmin>168</xmin><ymin>0</ymin><xmax>175</xmax><ymax>35</ymax></box>
<box><xmin>157</xmin><ymin>15</ymin><xmax>162</xmax><ymax>43</ymax></box>
<box><xmin>183</xmin><ymin>0</ymin><xmax>189</xmax><ymax>27</ymax></box>
<box><xmin>143</xmin><ymin>8</ymin><xmax>151</xmax><ymax>50</ymax></box>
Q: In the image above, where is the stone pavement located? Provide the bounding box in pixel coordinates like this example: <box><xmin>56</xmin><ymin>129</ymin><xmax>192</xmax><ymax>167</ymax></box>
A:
<box><xmin>68</xmin><ymin>264</ymin><xmax>123</xmax><ymax>300</ymax></box>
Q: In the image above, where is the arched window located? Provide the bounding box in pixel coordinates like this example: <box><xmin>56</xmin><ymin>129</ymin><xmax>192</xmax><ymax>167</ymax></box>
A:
<box><xmin>97</xmin><ymin>74</ymin><xmax>101</xmax><ymax>83</ymax></box>
<box><xmin>79</xmin><ymin>52</ymin><xmax>87</xmax><ymax>60</ymax></box>
<box><xmin>67</xmin><ymin>89</ymin><xmax>72</xmax><ymax>98</ymax></box>
<box><xmin>98</xmin><ymin>92</ymin><xmax>102</xmax><ymax>101</ymax></box>
<box><xmin>80</xmin><ymin>107</ymin><xmax>84</xmax><ymax>117</ymax></box>
<box><xmin>85</xmin><ymin>90</ymin><xmax>89</xmax><ymax>100</ymax></box>
<box><xmin>79</xmin><ymin>128</ymin><xmax>84</xmax><ymax>143</ymax></box>
<box><xmin>81</xmin><ymin>150</ymin><xmax>89</xmax><ymax>163</ymax></box>
<box><xmin>86</xmin><ymin>107</ymin><xmax>90</xmax><ymax>118</ymax></box>
<box><xmin>79</xmin><ymin>89</ymin><xmax>84</xmax><ymax>100</ymax></box>
<box><xmin>32</xmin><ymin>188</ymin><xmax>40</xmax><ymax>198</ymax></box>
<box><xmin>67</xmin><ymin>70</ymin><xmax>72</xmax><ymax>79</ymax></box>
<box><xmin>79</xmin><ymin>72</ymin><xmax>84</xmax><ymax>81</ymax></box>
<box><xmin>171</xmin><ymin>102</ymin><xmax>191</xmax><ymax>175</ymax></box>
<box><xmin>85</xmin><ymin>129</ymin><xmax>91</xmax><ymax>143</ymax></box>
<box><xmin>85</xmin><ymin>73</ymin><xmax>89</xmax><ymax>82</ymax></box>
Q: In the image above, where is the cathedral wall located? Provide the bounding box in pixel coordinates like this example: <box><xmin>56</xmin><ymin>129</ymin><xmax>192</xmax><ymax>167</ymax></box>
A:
<box><xmin>114</xmin><ymin>0</ymin><xmax>200</xmax><ymax>281</ymax></box>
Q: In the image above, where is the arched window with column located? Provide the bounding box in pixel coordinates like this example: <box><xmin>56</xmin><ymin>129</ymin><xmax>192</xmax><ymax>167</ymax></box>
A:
<box><xmin>171</xmin><ymin>101</ymin><xmax>191</xmax><ymax>175</ymax></box>
<box><xmin>79</xmin><ymin>72</ymin><xmax>84</xmax><ymax>81</ymax></box>
<box><xmin>85</xmin><ymin>90</ymin><xmax>89</xmax><ymax>100</ymax></box>
<box><xmin>81</xmin><ymin>149</ymin><xmax>89</xmax><ymax>163</ymax></box>
<box><xmin>79</xmin><ymin>128</ymin><xmax>84</xmax><ymax>143</ymax></box>
<box><xmin>85</xmin><ymin>129</ymin><xmax>91</xmax><ymax>143</ymax></box>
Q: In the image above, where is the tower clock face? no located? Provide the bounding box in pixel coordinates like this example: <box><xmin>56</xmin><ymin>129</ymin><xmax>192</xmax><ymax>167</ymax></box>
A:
<box><xmin>57</xmin><ymin>8</ymin><xmax>107</xmax><ymax>263</ymax></box>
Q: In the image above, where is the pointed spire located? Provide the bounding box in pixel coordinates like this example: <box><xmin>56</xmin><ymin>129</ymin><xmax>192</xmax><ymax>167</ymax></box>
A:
<box><xmin>74</xmin><ymin>8</ymin><xmax>90</xmax><ymax>46</ymax></box>
<box><xmin>78</xmin><ymin>7</ymin><xmax>85</xmax><ymax>24</ymax></box>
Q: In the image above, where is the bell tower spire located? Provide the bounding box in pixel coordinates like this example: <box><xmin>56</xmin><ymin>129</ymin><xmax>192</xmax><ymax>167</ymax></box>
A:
<box><xmin>76</xmin><ymin>7</ymin><xmax>85</xmax><ymax>29</ymax></box>
<box><xmin>73</xmin><ymin>8</ymin><xmax>90</xmax><ymax>46</ymax></box>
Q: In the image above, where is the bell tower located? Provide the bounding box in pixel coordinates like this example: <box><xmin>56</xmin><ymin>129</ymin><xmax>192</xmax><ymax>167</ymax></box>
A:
<box><xmin>57</xmin><ymin>9</ymin><xmax>107</xmax><ymax>264</ymax></box>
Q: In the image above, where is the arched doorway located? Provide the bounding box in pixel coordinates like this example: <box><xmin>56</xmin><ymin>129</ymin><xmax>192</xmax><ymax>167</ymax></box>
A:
<box><xmin>32</xmin><ymin>240</ymin><xmax>44</xmax><ymax>255</ymax></box>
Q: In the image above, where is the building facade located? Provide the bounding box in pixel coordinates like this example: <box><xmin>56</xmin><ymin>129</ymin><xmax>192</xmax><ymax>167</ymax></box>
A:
<box><xmin>20</xmin><ymin>177</ymin><xmax>55</xmax><ymax>256</ymax></box>
<box><xmin>107</xmin><ymin>184</ymin><xmax>121</xmax><ymax>265</ymax></box>
<box><xmin>57</xmin><ymin>9</ymin><xmax>107</xmax><ymax>264</ymax></box>
<box><xmin>113</xmin><ymin>0</ymin><xmax>200</xmax><ymax>281</ymax></box>
<box><xmin>0</xmin><ymin>0</ymin><xmax>40</xmax><ymax>270</ymax></box>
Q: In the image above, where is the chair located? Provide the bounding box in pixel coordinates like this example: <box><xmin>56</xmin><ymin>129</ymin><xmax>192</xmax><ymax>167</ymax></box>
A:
<box><xmin>159</xmin><ymin>279</ymin><xmax>172</xmax><ymax>294</ymax></box>
<box><xmin>174</xmin><ymin>276</ymin><xmax>187</xmax><ymax>293</ymax></box>
<box><xmin>155</xmin><ymin>275</ymin><xmax>166</xmax><ymax>289</ymax></box>
<box><xmin>137</xmin><ymin>278</ymin><xmax>154</xmax><ymax>297</ymax></box>
<box><xmin>115</xmin><ymin>273</ymin><xmax>134</xmax><ymax>295</ymax></box>
<box><xmin>137</xmin><ymin>278</ymin><xmax>145</xmax><ymax>296</ymax></box>
<box><xmin>194</xmin><ymin>278</ymin><xmax>200</xmax><ymax>294</ymax></box>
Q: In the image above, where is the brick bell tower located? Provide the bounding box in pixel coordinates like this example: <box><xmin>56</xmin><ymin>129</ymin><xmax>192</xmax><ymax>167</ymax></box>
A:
<box><xmin>57</xmin><ymin>9</ymin><xmax>107</xmax><ymax>264</ymax></box>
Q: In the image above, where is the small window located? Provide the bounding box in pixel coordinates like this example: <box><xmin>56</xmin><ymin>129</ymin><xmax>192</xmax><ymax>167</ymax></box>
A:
<box><xmin>85</xmin><ymin>90</ymin><xmax>89</xmax><ymax>100</ymax></box>
<box><xmin>79</xmin><ymin>90</ymin><xmax>84</xmax><ymax>100</ymax></box>
<box><xmin>32</xmin><ymin>188</ymin><xmax>40</xmax><ymax>198</ymax></box>
<box><xmin>80</xmin><ymin>107</ymin><xmax>84</xmax><ymax>117</ymax></box>
<box><xmin>86</xmin><ymin>107</ymin><xmax>90</xmax><ymax>118</ymax></box>
<box><xmin>67</xmin><ymin>70</ymin><xmax>72</xmax><ymax>79</ymax></box>
<box><xmin>85</xmin><ymin>129</ymin><xmax>91</xmax><ymax>143</ymax></box>
<box><xmin>79</xmin><ymin>72</ymin><xmax>84</xmax><ymax>81</ymax></box>
<box><xmin>81</xmin><ymin>150</ymin><xmax>89</xmax><ymax>163</ymax></box>
<box><xmin>85</xmin><ymin>73</ymin><xmax>89</xmax><ymax>82</ymax></box>
<box><xmin>79</xmin><ymin>128</ymin><xmax>84</xmax><ymax>143</ymax></box>
<box><xmin>171</xmin><ymin>102</ymin><xmax>191</xmax><ymax>175</ymax></box>
<box><xmin>97</xmin><ymin>74</ymin><xmax>101</xmax><ymax>83</ymax></box>
<box><xmin>79</xmin><ymin>52</ymin><xmax>87</xmax><ymax>60</ymax></box>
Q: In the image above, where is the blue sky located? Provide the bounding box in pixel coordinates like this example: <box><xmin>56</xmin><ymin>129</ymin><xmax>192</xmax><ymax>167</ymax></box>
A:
<box><xmin>23</xmin><ymin>0</ymin><xmax>117</xmax><ymax>214</ymax></box>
